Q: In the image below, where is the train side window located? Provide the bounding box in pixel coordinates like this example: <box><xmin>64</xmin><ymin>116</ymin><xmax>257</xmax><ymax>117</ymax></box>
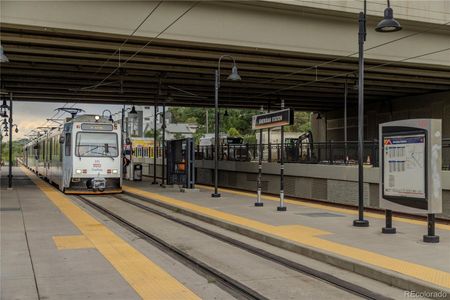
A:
<box><xmin>42</xmin><ymin>141</ymin><xmax>46</xmax><ymax>160</ymax></box>
<box><xmin>59</xmin><ymin>138</ymin><xmax>63</xmax><ymax>162</ymax></box>
<box><xmin>65</xmin><ymin>133</ymin><xmax>71</xmax><ymax>156</ymax></box>
<box><xmin>49</xmin><ymin>138</ymin><xmax>53</xmax><ymax>160</ymax></box>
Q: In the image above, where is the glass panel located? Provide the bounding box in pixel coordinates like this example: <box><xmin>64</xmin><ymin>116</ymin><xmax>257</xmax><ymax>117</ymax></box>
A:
<box><xmin>76</xmin><ymin>132</ymin><xmax>118</xmax><ymax>157</ymax></box>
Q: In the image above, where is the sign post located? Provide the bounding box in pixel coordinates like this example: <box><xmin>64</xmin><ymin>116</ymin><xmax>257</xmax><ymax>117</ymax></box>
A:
<box><xmin>255</xmin><ymin>128</ymin><xmax>264</xmax><ymax>207</ymax></box>
<box><xmin>252</xmin><ymin>106</ymin><xmax>293</xmax><ymax>211</ymax></box>
<box><xmin>379</xmin><ymin>119</ymin><xmax>442</xmax><ymax>242</ymax></box>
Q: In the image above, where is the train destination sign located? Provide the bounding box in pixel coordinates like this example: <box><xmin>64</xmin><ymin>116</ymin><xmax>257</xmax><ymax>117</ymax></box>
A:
<box><xmin>81</xmin><ymin>123</ymin><xmax>114</xmax><ymax>131</ymax></box>
<box><xmin>252</xmin><ymin>108</ymin><xmax>294</xmax><ymax>130</ymax></box>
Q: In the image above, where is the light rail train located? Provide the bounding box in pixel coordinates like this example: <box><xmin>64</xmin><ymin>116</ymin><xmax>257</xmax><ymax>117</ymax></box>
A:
<box><xmin>23</xmin><ymin>114</ymin><xmax>122</xmax><ymax>194</ymax></box>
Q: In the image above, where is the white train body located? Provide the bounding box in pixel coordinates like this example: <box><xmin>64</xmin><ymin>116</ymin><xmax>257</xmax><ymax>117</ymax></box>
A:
<box><xmin>24</xmin><ymin>115</ymin><xmax>122</xmax><ymax>194</ymax></box>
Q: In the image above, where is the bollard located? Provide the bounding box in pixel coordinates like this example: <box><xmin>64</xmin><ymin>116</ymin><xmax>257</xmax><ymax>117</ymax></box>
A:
<box><xmin>382</xmin><ymin>209</ymin><xmax>396</xmax><ymax>234</ymax></box>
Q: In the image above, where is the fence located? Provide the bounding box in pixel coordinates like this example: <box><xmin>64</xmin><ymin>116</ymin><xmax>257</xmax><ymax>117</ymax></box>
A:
<box><xmin>133</xmin><ymin>139</ymin><xmax>450</xmax><ymax>169</ymax></box>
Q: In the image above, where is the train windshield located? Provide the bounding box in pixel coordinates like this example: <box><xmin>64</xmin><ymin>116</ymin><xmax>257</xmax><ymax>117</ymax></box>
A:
<box><xmin>76</xmin><ymin>132</ymin><xmax>118</xmax><ymax>157</ymax></box>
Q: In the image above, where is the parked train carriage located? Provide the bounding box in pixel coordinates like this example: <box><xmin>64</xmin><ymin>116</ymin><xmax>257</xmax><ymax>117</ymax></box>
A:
<box><xmin>24</xmin><ymin>114</ymin><xmax>122</xmax><ymax>194</ymax></box>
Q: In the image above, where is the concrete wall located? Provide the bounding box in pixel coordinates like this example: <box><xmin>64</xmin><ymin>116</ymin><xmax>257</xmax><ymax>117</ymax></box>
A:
<box><xmin>2</xmin><ymin>1</ymin><xmax>450</xmax><ymax>66</ymax></box>
<box><xmin>313</xmin><ymin>90</ymin><xmax>450</xmax><ymax>168</ymax></box>
<box><xmin>134</xmin><ymin>157</ymin><xmax>450</xmax><ymax>219</ymax></box>
<box><xmin>321</xmin><ymin>91</ymin><xmax>450</xmax><ymax>142</ymax></box>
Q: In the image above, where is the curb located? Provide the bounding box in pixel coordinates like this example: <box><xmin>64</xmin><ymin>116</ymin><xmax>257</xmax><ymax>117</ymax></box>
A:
<box><xmin>125</xmin><ymin>190</ymin><xmax>450</xmax><ymax>299</ymax></box>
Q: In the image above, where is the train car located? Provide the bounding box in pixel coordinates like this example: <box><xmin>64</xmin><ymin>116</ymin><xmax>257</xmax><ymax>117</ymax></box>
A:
<box><xmin>24</xmin><ymin>114</ymin><xmax>122</xmax><ymax>194</ymax></box>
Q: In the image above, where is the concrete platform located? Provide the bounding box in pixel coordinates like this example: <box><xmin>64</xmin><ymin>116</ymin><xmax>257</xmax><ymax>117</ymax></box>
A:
<box><xmin>0</xmin><ymin>167</ymin><xmax>229</xmax><ymax>300</ymax></box>
<box><xmin>125</xmin><ymin>177</ymin><xmax>450</xmax><ymax>297</ymax></box>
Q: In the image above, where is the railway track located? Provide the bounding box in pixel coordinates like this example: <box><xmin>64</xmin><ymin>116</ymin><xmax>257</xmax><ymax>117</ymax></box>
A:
<box><xmin>79</xmin><ymin>193</ymin><xmax>393</xmax><ymax>300</ymax></box>
<box><xmin>78</xmin><ymin>195</ymin><xmax>268</xmax><ymax>300</ymax></box>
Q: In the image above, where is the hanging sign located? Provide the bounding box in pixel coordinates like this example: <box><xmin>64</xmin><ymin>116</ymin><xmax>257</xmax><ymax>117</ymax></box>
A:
<box><xmin>252</xmin><ymin>108</ymin><xmax>294</xmax><ymax>130</ymax></box>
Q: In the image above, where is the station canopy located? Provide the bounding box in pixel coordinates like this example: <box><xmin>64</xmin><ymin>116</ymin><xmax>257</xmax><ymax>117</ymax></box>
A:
<box><xmin>2</xmin><ymin>23</ymin><xmax>450</xmax><ymax>112</ymax></box>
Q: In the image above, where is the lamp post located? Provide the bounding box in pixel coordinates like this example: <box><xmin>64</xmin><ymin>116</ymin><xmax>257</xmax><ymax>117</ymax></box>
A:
<box><xmin>152</xmin><ymin>104</ymin><xmax>158</xmax><ymax>184</ymax></box>
<box><xmin>353</xmin><ymin>0</ymin><xmax>401</xmax><ymax>227</ymax></box>
<box><xmin>8</xmin><ymin>93</ymin><xmax>13</xmax><ymax>188</ymax></box>
<box><xmin>344</xmin><ymin>77</ymin><xmax>348</xmax><ymax>165</ymax></box>
<box><xmin>161</xmin><ymin>103</ymin><xmax>166</xmax><ymax>186</ymax></box>
<box><xmin>211</xmin><ymin>55</ymin><xmax>241</xmax><ymax>198</ymax></box>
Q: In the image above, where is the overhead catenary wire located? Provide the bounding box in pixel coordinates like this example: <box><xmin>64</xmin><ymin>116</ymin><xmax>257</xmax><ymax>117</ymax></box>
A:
<box><xmin>81</xmin><ymin>1</ymin><xmax>199</xmax><ymax>91</ymax></box>
<box><xmin>94</xmin><ymin>1</ymin><xmax>164</xmax><ymax>75</ymax></box>
<box><xmin>249</xmin><ymin>47</ymin><xmax>450</xmax><ymax>99</ymax></box>
<box><xmin>23</xmin><ymin>2</ymin><xmax>200</xmax><ymax>139</ymax></box>
<box><xmin>261</xmin><ymin>20</ymin><xmax>450</xmax><ymax>84</ymax></box>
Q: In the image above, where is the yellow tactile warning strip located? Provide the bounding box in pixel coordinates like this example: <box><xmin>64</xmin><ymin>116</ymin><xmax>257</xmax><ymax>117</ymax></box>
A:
<box><xmin>124</xmin><ymin>185</ymin><xmax>450</xmax><ymax>290</ymax></box>
<box><xmin>196</xmin><ymin>184</ymin><xmax>450</xmax><ymax>231</ymax></box>
<box><xmin>21</xmin><ymin>167</ymin><xmax>200</xmax><ymax>300</ymax></box>
<box><xmin>53</xmin><ymin>235</ymin><xmax>95</xmax><ymax>250</ymax></box>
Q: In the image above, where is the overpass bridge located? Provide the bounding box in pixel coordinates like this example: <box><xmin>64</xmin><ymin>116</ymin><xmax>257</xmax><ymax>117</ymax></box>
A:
<box><xmin>1</xmin><ymin>1</ymin><xmax>449</xmax><ymax>115</ymax></box>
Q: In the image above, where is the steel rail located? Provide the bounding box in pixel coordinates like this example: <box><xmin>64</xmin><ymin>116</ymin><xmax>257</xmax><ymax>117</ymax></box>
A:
<box><xmin>113</xmin><ymin>193</ymin><xmax>393</xmax><ymax>300</ymax></box>
<box><xmin>77</xmin><ymin>195</ymin><xmax>268</xmax><ymax>300</ymax></box>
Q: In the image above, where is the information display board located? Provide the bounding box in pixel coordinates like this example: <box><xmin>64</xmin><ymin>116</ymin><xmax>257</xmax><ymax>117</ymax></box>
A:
<box><xmin>379</xmin><ymin>119</ymin><xmax>442</xmax><ymax>214</ymax></box>
<box><xmin>383</xmin><ymin>133</ymin><xmax>426</xmax><ymax>199</ymax></box>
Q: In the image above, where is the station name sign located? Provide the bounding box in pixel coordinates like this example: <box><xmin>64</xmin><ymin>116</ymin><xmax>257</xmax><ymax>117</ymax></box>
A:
<box><xmin>252</xmin><ymin>108</ymin><xmax>294</xmax><ymax>130</ymax></box>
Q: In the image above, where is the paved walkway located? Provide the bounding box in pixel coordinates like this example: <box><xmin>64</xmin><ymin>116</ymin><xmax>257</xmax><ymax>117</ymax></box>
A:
<box><xmin>0</xmin><ymin>167</ymin><xmax>209</xmax><ymax>299</ymax></box>
<box><xmin>125</xmin><ymin>177</ymin><xmax>450</xmax><ymax>294</ymax></box>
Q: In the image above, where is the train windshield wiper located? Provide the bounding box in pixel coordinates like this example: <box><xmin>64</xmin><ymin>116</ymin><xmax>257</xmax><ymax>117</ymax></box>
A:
<box><xmin>78</xmin><ymin>145</ymin><xmax>101</xmax><ymax>157</ymax></box>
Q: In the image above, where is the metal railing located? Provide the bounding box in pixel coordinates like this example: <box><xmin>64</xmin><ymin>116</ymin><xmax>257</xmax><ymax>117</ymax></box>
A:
<box><xmin>196</xmin><ymin>140</ymin><xmax>379</xmax><ymax>165</ymax></box>
<box><xmin>132</xmin><ymin>139</ymin><xmax>450</xmax><ymax>169</ymax></box>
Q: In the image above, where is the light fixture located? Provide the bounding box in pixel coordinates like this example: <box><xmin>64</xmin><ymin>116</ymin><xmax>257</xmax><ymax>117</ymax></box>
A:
<box><xmin>0</xmin><ymin>99</ymin><xmax>9</xmax><ymax>111</ymax></box>
<box><xmin>102</xmin><ymin>109</ymin><xmax>114</xmax><ymax>122</ymax></box>
<box><xmin>227</xmin><ymin>63</ymin><xmax>242</xmax><ymax>81</ymax></box>
<box><xmin>316</xmin><ymin>112</ymin><xmax>322</xmax><ymax>120</ymax></box>
<box><xmin>12</xmin><ymin>124</ymin><xmax>18</xmax><ymax>133</ymax></box>
<box><xmin>224</xmin><ymin>109</ymin><xmax>229</xmax><ymax>117</ymax></box>
<box><xmin>129</xmin><ymin>105</ymin><xmax>138</xmax><ymax>115</ymax></box>
<box><xmin>375</xmin><ymin>1</ymin><xmax>402</xmax><ymax>32</ymax></box>
<box><xmin>94</xmin><ymin>115</ymin><xmax>100</xmax><ymax>121</ymax></box>
<box><xmin>0</xmin><ymin>44</ymin><xmax>9</xmax><ymax>63</ymax></box>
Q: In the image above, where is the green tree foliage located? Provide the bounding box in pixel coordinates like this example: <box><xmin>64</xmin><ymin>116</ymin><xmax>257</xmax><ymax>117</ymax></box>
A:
<box><xmin>144</xmin><ymin>129</ymin><xmax>161</xmax><ymax>139</ymax></box>
<box><xmin>168</xmin><ymin>107</ymin><xmax>312</xmax><ymax>143</ymax></box>
<box><xmin>173</xmin><ymin>132</ymin><xmax>184</xmax><ymax>140</ymax></box>
<box><xmin>227</xmin><ymin>127</ymin><xmax>240</xmax><ymax>137</ymax></box>
<box><xmin>285</xmin><ymin>112</ymin><xmax>312</xmax><ymax>133</ymax></box>
<box><xmin>1</xmin><ymin>139</ymin><xmax>27</xmax><ymax>166</ymax></box>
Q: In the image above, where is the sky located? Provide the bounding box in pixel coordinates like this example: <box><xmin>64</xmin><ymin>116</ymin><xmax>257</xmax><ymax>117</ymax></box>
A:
<box><xmin>5</xmin><ymin>102</ymin><xmax>123</xmax><ymax>141</ymax></box>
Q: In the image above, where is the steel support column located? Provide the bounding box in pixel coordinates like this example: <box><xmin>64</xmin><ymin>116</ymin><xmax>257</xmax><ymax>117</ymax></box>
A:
<box><xmin>353</xmin><ymin>3</ymin><xmax>369</xmax><ymax>227</ymax></box>
<box><xmin>8</xmin><ymin>93</ymin><xmax>13</xmax><ymax>188</ymax></box>
<box><xmin>212</xmin><ymin>69</ymin><xmax>220</xmax><ymax>197</ymax></box>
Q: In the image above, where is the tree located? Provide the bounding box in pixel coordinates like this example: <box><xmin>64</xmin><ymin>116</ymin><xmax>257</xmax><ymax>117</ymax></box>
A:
<box><xmin>285</xmin><ymin>111</ymin><xmax>311</xmax><ymax>133</ymax></box>
<box><xmin>1</xmin><ymin>138</ymin><xmax>27</xmax><ymax>166</ymax></box>
<box><xmin>227</xmin><ymin>127</ymin><xmax>240</xmax><ymax>137</ymax></box>
<box><xmin>144</xmin><ymin>129</ymin><xmax>161</xmax><ymax>139</ymax></box>
<box><xmin>168</xmin><ymin>107</ymin><xmax>312</xmax><ymax>143</ymax></box>
<box><xmin>173</xmin><ymin>132</ymin><xmax>184</xmax><ymax>140</ymax></box>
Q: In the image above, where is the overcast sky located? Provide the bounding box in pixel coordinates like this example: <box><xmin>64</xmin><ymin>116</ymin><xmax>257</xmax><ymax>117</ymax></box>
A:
<box><xmin>7</xmin><ymin>102</ymin><xmax>123</xmax><ymax>141</ymax></box>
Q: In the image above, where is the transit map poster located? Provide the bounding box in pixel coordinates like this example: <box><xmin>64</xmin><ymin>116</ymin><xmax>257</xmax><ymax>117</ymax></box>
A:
<box><xmin>383</xmin><ymin>134</ymin><xmax>426</xmax><ymax>199</ymax></box>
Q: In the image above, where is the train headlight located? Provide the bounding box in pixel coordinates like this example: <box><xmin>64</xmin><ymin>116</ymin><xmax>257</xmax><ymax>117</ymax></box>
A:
<box><xmin>94</xmin><ymin>115</ymin><xmax>100</xmax><ymax>121</ymax></box>
<box><xmin>75</xmin><ymin>169</ymin><xmax>82</xmax><ymax>174</ymax></box>
<box><xmin>112</xmin><ymin>169</ymin><xmax>118</xmax><ymax>174</ymax></box>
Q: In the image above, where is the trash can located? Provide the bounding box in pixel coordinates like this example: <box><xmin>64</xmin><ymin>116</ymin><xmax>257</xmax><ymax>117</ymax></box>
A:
<box><xmin>133</xmin><ymin>164</ymin><xmax>142</xmax><ymax>181</ymax></box>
